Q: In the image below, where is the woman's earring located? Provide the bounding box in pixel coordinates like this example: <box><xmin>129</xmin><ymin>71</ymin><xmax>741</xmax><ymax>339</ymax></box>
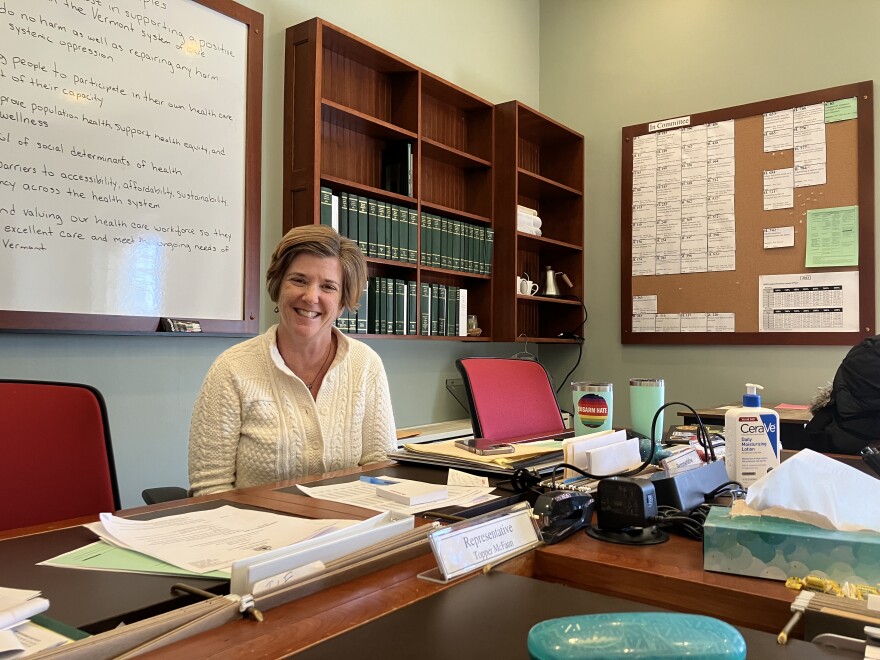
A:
<box><xmin>274</xmin><ymin>305</ymin><xmax>279</xmax><ymax>313</ymax></box>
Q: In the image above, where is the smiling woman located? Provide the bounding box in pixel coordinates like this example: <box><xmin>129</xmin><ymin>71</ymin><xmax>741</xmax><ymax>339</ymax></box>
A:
<box><xmin>188</xmin><ymin>225</ymin><xmax>397</xmax><ymax>497</ymax></box>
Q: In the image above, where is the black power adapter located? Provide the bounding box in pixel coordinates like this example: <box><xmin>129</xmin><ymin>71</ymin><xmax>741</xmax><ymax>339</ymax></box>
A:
<box><xmin>650</xmin><ymin>460</ymin><xmax>731</xmax><ymax>512</ymax></box>
<box><xmin>587</xmin><ymin>477</ymin><xmax>668</xmax><ymax>545</ymax></box>
<box><xmin>594</xmin><ymin>477</ymin><xmax>657</xmax><ymax>530</ymax></box>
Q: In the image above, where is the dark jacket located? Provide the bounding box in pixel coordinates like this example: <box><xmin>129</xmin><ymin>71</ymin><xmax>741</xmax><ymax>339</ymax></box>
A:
<box><xmin>804</xmin><ymin>335</ymin><xmax>880</xmax><ymax>454</ymax></box>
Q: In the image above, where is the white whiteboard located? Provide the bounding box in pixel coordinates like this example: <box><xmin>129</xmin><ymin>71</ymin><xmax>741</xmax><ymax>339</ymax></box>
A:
<box><xmin>0</xmin><ymin>0</ymin><xmax>250</xmax><ymax>321</ymax></box>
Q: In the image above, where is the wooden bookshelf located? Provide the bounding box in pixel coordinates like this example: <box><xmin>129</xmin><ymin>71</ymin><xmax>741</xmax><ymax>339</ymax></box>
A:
<box><xmin>493</xmin><ymin>101</ymin><xmax>585</xmax><ymax>342</ymax></box>
<box><xmin>284</xmin><ymin>18</ymin><xmax>493</xmax><ymax>340</ymax></box>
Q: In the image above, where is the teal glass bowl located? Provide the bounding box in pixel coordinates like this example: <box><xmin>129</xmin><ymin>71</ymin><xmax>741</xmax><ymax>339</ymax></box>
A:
<box><xmin>528</xmin><ymin>612</ymin><xmax>747</xmax><ymax>659</ymax></box>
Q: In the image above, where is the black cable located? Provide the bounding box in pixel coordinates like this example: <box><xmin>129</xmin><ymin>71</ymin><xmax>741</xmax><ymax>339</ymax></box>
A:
<box><xmin>554</xmin><ymin>295</ymin><xmax>588</xmax><ymax>397</ymax></box>
<box><xmin>561</xmin><ymin>294</ymin><xmax>588</xmax><ymax>338</ymax></box>
<box><xmin>555</xmin><ymin>337</ymin><xmax>584</xmax><ymax>396</ymax></box>
<box><xmin>545</xmin><ymin>401</ymin><xmax>720</xmax><ymax>482</ymax></box>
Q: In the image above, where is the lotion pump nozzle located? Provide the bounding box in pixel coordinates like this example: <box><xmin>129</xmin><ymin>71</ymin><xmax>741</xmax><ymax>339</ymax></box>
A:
<box><xmin>743</xmin><ymin>383</ymin><xmax>763</xmax><ymax>407</ymax></box>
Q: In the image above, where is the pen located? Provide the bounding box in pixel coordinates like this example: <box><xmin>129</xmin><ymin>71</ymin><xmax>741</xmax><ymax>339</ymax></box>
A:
<box><xmin>421</xmin><ymin>511</ymin><xmax>466</xmax><ymax>523</ymax></box>
<box><xmin>359</xmin><ymin>476</ymin><xmax>398</xmax><ymax>486</ymax></box>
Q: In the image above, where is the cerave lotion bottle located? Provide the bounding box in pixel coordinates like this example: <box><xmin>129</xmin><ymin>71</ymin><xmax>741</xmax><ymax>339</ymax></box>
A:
<box><xmin>724</xmin><ymin>384</ymin><xmax>781</xmax><ymax>487</ymax></box>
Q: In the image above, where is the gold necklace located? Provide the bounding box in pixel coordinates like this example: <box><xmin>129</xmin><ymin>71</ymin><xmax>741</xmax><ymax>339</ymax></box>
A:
<box><xmin>306</xmin><ymin>339</ymin><xmax>334</xmax><ymax>391</ymax></box>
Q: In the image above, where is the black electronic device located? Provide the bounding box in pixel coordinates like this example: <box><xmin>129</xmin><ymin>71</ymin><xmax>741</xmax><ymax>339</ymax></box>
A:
<box><xmin>586</xmin><ymin>477</ymin><xmax>668</xmax><ymax>545</ymax></box>
<box><xmin>862</xmin><ymin>446</ymin><xmax>880</xmax><ymax>479</ymax></box>
<box><xmin>533</xmin><ymin>490</ymin><xmax>594</xmax><ymax>545</ymax></box>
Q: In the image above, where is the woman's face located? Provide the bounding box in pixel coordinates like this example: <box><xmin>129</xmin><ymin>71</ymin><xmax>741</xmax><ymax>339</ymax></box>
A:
<box><xmin>277</xmin><ymin>253</ymin><xmax>344</xmax><ymax>344</ymax></box>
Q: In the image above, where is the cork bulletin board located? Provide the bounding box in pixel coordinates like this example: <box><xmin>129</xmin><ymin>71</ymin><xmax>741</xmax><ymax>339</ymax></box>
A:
<box><xmin>620</xmin><ymin>81</ymin><xmax>874</xmax><ymax>345</ymax></box>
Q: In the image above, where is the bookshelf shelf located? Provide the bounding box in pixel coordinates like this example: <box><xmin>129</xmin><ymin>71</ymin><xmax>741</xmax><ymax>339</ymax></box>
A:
<box><xmin>321</xmin><ymin>101</ymin><xmax>418</xmax><ymax>141</ymax></box>
<box><xmin>494</xmin><ymin>101</ymin><xmax>585</xmax><ymax>343</ymax></box>
<box><xmin>320</xmin><ymin>175</ymin><xmax>415</xmax><ymax>205</ymax></box>
<box><xmin>421</xmin><ymin>138</ymin><xmax>491</xmax><ymax>169</ymax></box>
<box><xmin>516</xmin><ymin>233</ymin><xmax>583</xmax><ymax>252</ymax></box>
<box><xmin>517</xmin><ymin>168</ymin><xmax>582</xmax><ymax>200</ymax></box>
<box><xmin>285</xmin><ymin>18</ymin><xmax>494</xmax><ymax>340</ymax></box>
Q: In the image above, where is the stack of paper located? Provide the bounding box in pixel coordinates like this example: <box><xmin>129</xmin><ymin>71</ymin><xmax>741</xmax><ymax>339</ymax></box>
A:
<box><xmin>0</xmin><ymin>588</ymin><xmax>49</xmax><ymax>631</ymax></box>
<box><xmin>81</xmin><ymin>506</ymin><xmax>357</xmax><ymax>575</ymax></box>
<box><xmin>389</xmin><ymin>437</ymin><xmax>565</xmax><ymax>475</ymax></box>
<box><xmin>298</xmin><ymin>476</ymin><xmax>496</xmax><ymax>515</ymax></box>
<box><xmin>39</xmin><ymin>506</ymin><xmax>357</xmax><ymax>581</ymax></box>
<box><xmin>376</xmin><ymin>481</ymin><xmax>448</xmax><ymax>505</ymax></box>
<box><xmin>0</xmin><ymin>587</ymin><xmax>71</xmax><ymax>656</ymax></box>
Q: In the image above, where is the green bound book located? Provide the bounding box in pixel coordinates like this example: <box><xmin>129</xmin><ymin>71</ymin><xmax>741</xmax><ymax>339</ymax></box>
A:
<box><xmin>446</xmin><ymin>285</ymin><xmax>458</xmax><ymax>336</ymax></box>
<box><xmin>464</xmin><ymin>225</ymin><xmax>475</xmax><ymax>273</ymax></box>
<box><xmin>347</xmin><ymin>193</ymin><xmax>358</xmax><ymax>244</ymax></box>
<box><xmin>348</xmin><ymin>196</ymin><xmax>370</xmax><ymax>250</ymax></box>
<box><xmin>476</xmin><ymin>225</ymin><xmax>486</xmax><ymax>274</ymax></box>
<box><xmin>394</xmin><ymin>278</ymin><xmax>405</xmax><ymax>334</ymax></box>
<box><xmin>420</xmin><ymin>212</ymin><xmax>429</xmax><ymax>266</ymax></box>
<box><xmin>369</xmin><ymin>277</ymin><xmax>381</xmax><ymax>335</ymax></box>
<box><xmin>378</xmin><ymin>277</ymin><xmax>388</xmax><ymax>335</ymax></box>
<box><xmin>367</xmin><ymin>199</ymin><xmax>379</xmax><ymax>256</ymax></box>
<box><xmin>420</xmin><ymin>282</ymin><xmax>431</xmax><ymax>335</ymax></box>
<box><xmin>432</xmin><ymin>215</ymin><xmax>442</xmax><ymax>268</ymax></box>
<box><xmin>439</xmin><ymin>217</ymin><xmax>449</xmax><ymax>269</ymax></box>
<box><xmin>320</xmin><ymin>186</ymin><xmax>333</xmax><ymax>227</ymax></box>
<box><xmin>436</xmin><ymin>284</ymin><xmax>447</xmax><ymax>336</ymax></box>
<box><xmin>406</xmin><ymin>280</ymin><xmax>417</xmax><ymax>335</ymax></box>
<box><xmin>407</xmin><ymin>207</ymin><xmax>418</xmax><ymax>264</ymax></box>
<box><xmin>357</xmin><ymin>199</ymin><xmax>369</xmax><ymax>254</ymax></box>
<box><xmin>429</xmin><ymin>283</ymin><xmax>439</xmax><ymax>336</ymax></box>
<box><xmin>356</xmin><ymin>282</ymin><xmax>368</xmax><ymax>334</ymax></box>
<box><xmin>486</xmin><ymin>227</ymin><xmax>495</xmax><ymax>275</ymax></box>
<box><xmin>390</xmin><ymin>205</ymin><xmax>401</xmax><ymax>261</ymax></box>
<box><xmin>338</xmin><ymin>192</ymin><xmax>349</xmax><ymax>238</ymax></box>
<box><xmin>385</xmin><ymin>276</ymin><xmax>395</xmax><ymax>334</ymax></box>
<box><xmin>451</xmin><ymin>220</ymin><xmax>462</xmax><ymax>272</ymax></box>
<box><xmin>368</xmin><ymin>200</ymin><xmax>379</xmax><ymax>258</ymax></box>
<box><xmin>376</xmin><ymin>202</ymin><xmax>387</xmax><ymax>260</ymax></box>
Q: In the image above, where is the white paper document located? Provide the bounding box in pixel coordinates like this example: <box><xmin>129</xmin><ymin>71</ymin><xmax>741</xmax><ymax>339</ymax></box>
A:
<box><xmin>0</xmin><ymin>621</ymin><xmax>70</xmax><ymax>657</ymax></box>
<box><xmin>297</xmin><ymin>479</ymin><xmax>496</xmax><ymax>516</ymax></box>
<box><xmin>763</xmin><ymin>226</ymin><xmax>795</xmax><ymax>249</ymax></box>
<box><xmin>759</xmin><ymin>271</ymin><xmax>859</xmax><ymax>332</ymax></box>
<box><xmin>87</xmin><ymin>506</ymin><xmax>349</xmax><ymax>574</ymax></box>
<box><xmin>0</xmin><ymin>588</ymin><xmax>49</xmax><ymax>632</ymax></box>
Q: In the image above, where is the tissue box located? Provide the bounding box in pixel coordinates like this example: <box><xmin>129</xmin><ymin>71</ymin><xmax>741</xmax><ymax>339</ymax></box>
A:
<box><xmin>703</xmin><ymin>507</ymin><xmax>880</xmax><ymax>584</ymax></box>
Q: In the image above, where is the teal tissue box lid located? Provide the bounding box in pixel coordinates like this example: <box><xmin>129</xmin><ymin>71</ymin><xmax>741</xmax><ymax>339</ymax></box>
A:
<box><xmin>527</xmin><ymin>612</ymin><xmax>746</xmax><ymax>660</ymax></box>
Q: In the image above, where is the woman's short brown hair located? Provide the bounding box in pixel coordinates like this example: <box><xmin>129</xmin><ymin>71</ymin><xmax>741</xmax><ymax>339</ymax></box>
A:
<box><xmin>266</xmin><ymin>225</ymin><xmax>367</xmax><ymax>310</ymax></box>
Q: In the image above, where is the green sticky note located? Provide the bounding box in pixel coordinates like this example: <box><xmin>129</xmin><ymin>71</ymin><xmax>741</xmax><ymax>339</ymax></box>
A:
<box><xmin>824</xmin><ymin>97</ymin><xmax>858</xmax><ymax>123</ymax></box>
<box><xmin>805</xmin><ymin>206</ymin><xmax>858</xmax><ymax>267</ymax></box>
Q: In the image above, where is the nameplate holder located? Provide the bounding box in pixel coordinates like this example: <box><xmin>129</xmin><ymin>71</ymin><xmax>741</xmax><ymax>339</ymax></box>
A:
<box><xmin>418</xmin><ymin>501</ymin><xmax>542</xmax><ymax>584</ymax></box>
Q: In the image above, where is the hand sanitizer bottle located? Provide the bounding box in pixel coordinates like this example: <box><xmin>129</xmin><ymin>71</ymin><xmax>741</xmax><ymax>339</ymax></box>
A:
<box><xmin>724</xmin><ymin>384</ymin><xmax>781</xmax><ymax>487</ymax></box>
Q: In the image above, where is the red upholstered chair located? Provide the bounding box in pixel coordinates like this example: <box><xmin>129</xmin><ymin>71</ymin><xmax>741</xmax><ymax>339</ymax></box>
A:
<box><xmin>456</xmin><ymin>357</ymin><xmax>569</xmax><ymax>443</ymax></box>
<box><xmin>0</xmin><ymin>380</ymin><xmax>120</xmax><ymax>532</ymax></box>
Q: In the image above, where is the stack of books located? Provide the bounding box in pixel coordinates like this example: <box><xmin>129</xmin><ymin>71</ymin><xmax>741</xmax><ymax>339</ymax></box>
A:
<box><xmin>420</xmin><ymin>213</ymin><xmax>493</xmax><ymax>275</ymax></box>
<box><xmin>320</xmin><ymin>187</ymin><xmax>418</xmax><ymax>265</ymax></box>
<box><xmin>336</xmin><ymin>279</ymin><xmax>470</xmax><ymax>337</ymax></box>
<box><xmin>388</xmin><ymin>438</ymin><xmax>565</xmax><ymax>476</ymax></box>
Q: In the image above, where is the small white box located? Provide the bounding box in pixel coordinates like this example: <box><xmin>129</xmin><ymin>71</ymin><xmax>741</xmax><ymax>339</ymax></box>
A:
<box><xmin>376</xmin><ymin>481</ymin><xmax>448</xmax><ymax>506</ymax></box>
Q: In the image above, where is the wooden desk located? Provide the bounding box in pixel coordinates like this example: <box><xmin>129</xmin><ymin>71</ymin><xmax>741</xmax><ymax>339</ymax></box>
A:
<box><xmin>1</xmin><ymin>463</ymin><xmax>806</xmax><ymax>657</ymax></box>
<box><xmin>680</xmin><ymin>404</ymin><xmax>812</xmax><ymax>448</ymax></box>
<box><xmin>534</xmin><ymin>528</ymin><xmax>794</xmax><ymax>635</ymax></box>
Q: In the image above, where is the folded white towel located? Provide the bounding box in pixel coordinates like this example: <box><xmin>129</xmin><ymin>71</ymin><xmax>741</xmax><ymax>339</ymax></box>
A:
<box><xmin>517</xmin><ymin>204</ymin><xmax>538</xmax><ymax>216</ymax></box>
<box><xmin>516</xmin><ymin>212</ymin><xmax>542</xmax><ymax>228</ymax></box>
